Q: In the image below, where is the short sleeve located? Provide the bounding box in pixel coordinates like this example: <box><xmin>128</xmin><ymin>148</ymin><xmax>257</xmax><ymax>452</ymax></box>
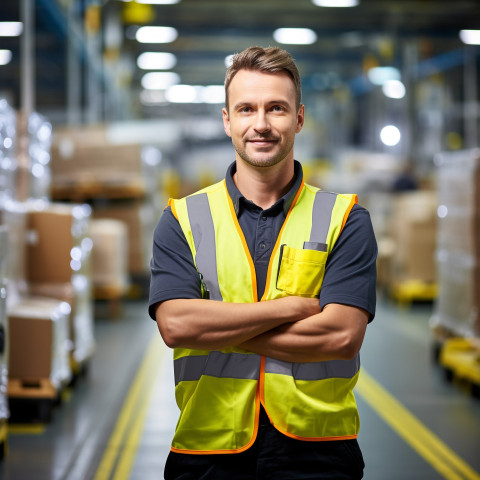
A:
<box><xmin>148</xmin><ymin>206</ymin><xmax>202</xmax><ymax>320</ymax></box>
<box><xmin>319</xmin><ymin>204</ymin><xmax>377</xmax><ymax>321</ymax></box>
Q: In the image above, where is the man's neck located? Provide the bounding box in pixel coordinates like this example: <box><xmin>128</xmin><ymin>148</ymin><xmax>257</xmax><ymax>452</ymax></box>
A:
<box><xmin>233</xmin><ymin>159</ymin><xmax>295</xmax><ymax>210</ymax></box>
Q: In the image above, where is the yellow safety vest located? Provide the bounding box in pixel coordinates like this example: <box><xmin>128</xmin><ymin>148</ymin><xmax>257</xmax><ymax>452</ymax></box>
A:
<box><xmin>169</xmin><ymin>178</ymin><xmax>358</xmax><ymax>454</ymax></box>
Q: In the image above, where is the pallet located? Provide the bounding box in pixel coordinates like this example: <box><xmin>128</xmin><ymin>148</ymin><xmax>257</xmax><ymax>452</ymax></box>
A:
<box><xmin>51</xmin><ymin>180</ymin><xmax>145</xmax><ymax>201</ymax></box>
<box><xmin>439</xmin><ymin>338</ymin><xmax>480</xmax><ymax>398</ymax></box>
<box><xmin>390</xmin><ymin>280</ymin><xmax>438</xmax><ymax>305</ymax></box>
<box><xmin>8</xmin><ymin>378</ymin><xmax>59</xmax><ymax>423</ymax></box>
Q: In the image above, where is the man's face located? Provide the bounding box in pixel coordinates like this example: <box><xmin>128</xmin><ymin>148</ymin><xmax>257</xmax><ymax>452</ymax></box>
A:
<box><xmin>222</xmin><ymin>69</ymin><xmax>304</xmax><ymax>169</ymax></box>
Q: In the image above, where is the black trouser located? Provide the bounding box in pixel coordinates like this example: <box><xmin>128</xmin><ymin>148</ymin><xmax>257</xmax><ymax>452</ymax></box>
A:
<box><xmin>164</xmin><ymin>408</ymin><xmax>364</xmax><ymax>480</ymax></box>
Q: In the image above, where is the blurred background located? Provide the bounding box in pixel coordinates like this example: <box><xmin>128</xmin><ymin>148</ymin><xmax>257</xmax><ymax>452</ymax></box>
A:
<box><xmin>0</xmin><ymin>1</ymin><xmax>479</xmax><ymax>479</ymax></box>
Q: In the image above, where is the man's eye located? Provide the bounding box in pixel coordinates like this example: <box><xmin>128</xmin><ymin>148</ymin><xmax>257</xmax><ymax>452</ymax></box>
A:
<box><xmin>241</xmin><ymin>107</ymin><xmax>252</xmax><ymax>113</ymax></box>
<box><xmin>272</xmin><ymin>105</ymin><xmax>284</xmax><ymax>112</ymax></box>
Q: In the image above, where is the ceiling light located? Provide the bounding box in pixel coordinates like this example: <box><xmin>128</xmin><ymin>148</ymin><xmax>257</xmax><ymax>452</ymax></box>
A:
<box><xmin>312</xmin><ymin>0</ymin><xmax>359</xmax><ymax>6</ymax></box>
<box><xmin>273</xmin><ymin>28</ymin><xmax>317</xmax><ymax>45</ymax></box>
<box><xmin>459</xmin><ymin>29</ymin><xmax>480</xmax><ymax>45</ymax></box>
<box><xmin>202</xmin><ymin>85</ymin><xmax>225</xmax><ymax>104</ymax></box>
<box><xmin>141</xmin><ymin>71</ymin><xmax>180</xmax><ymax>90</ymax></box>
<box><xmin>380</xmin><ymin>125</ymin><xmax>401</xmax><ymax>147</ymax></box>
<box><xmin>224</xmin><ymin>54</ymin><xmax>234</xmax><ymax>68</ymax></box>
<box><xmin>367</xmin><ymin>66</ymin><xmax>400</xmax><ymax>85</ymax></box>
<box><xmin>137</xmin><ymin>52</ymin><xmax>177</xmax><ymax>70</ymax></box>
<box><xmin>136</xmin><ymin>26</ymin><xmax>178</xmax><ymax>43</ymax></box>
<box><xmin>382</xmin><ymin>80</ymin><xmax>406</xmax><ymax>99</ymax></box>
<box><xmin>166</xmin><ymin>85</ymin><xmax>201</xmax><ymax>103</ymax></box>
<box><xmin>0</xmin><ymin>22</ymin><xmax>23</xmax><ymax>36</ymax></box>
<box><xmin>0</xmin><ymin>50</ymin><xmax>12</xmax><ymax>65</ymax></box>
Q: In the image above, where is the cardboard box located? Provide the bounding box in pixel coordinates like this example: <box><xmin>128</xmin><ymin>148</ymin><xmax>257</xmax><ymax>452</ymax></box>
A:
<box><xmin>390</xmin><ymin>190</ymin><xmax>438</xmax><ymax>283</ymax></box>
<box><xmin>8</xmin><ymin>297</ymin><xmax>71</xmax><ymax>389</ymax></box>
<box><xmin>29</xmin><ymin>275</ymin><xmax>95</xmax><ymax>365</ymax></box>
<box><xmin>93</xmin><ymin>200</ymin><xmax>156</xmax><ymax>275</ymax></box>
<box><xmin>26</xmin><ymin>202</ymin><xmax>91</xmax><ymax>284</ymax></box>
<box><xmin>90</xmin><ymin>219</ymin><xmax>129</xmax><ymax>291</ymax></box>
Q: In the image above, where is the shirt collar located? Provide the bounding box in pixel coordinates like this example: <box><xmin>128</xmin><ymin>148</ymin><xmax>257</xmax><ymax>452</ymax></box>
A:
<box><xmin>225</xmin><ymin>160</ymin><xmax>304</xmax><ymax>216</ymax></box>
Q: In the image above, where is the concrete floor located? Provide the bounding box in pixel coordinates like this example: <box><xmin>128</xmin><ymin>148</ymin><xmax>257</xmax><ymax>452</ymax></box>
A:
<box><xmin>1</xmin><ymin>297</ymin><xmax>480</xmax><ymax>480</ymax></box>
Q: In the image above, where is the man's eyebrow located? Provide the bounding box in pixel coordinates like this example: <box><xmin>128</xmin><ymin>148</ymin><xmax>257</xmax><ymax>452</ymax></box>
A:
<box><xmin>232</xmin><ymin>99</ymin><xmax>292</xmax><ymax>110</ymax></box>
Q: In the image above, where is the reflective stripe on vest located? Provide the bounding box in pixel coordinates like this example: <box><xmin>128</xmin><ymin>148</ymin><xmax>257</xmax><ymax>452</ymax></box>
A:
<box><xmin>170</xmin><ymin>180</ymin><xmax>359</xmax><ymax>453</ymax></box>
<box><xmin>174</xmin><ymin>351</ymin><xmax>261</xmax><ymax>384</ymax></box>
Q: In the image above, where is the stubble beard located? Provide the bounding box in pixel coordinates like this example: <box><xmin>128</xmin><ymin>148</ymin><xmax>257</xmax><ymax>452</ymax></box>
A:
<box><xmin>232</xmin><ymin>135</ymin><xmax>295</xmax><ymax>169</ymax></box>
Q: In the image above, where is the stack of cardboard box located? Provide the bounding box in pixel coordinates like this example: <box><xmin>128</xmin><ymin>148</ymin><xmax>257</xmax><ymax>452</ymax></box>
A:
<box><xmin>389</xmin><ymin>190</ymin><xmax>438</xmax><ymax>287</ymax></box>
<box><xmin>433</xmin><ymin>149</ymin><xmax>480</xmax><ymax>338</ymax></box>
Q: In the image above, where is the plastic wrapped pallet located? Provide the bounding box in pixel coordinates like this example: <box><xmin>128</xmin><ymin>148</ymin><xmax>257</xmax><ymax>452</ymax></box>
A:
<box><xmin>89</xmin><ymin>219</ymin><xmax>129</xmax><ymax>295</ymax></box>
<box><xmin>389</xmin><ymin>190</ymin><xmax>438</xmax><ymax>283</ymax></box>
<box><xmin>25</xmin><ymin>202</ymin><xmax>95</xmax><ymax>367</ymax></box>
<box><xmin>432</xmin><ymin>148</ymin><xmax>480</xmax><ymax>338</ymax></box>
<box><xmin>0</xmin><ymin>226</ymin><xmax>9</xmax><ymax>421</ymax></box>
<box><xmin>8</xmin><ymin>297</ymin><xmax>71</xmax><ymax>395</ymax></box>
<box><xmin>0</xmin><ymin>200</ymin><xmax>28</xmax><ymax>308</ymax></box>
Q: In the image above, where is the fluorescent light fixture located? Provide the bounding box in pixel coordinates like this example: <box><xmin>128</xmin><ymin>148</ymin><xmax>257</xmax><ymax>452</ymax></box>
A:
<box><xmin>202</xmin><ymin>85</ymin><xmax>225</xmax><ymax>104</ymax></box>
<box><xmin>166</xmin><ymin>85</ymin><xmax>201</xmax><ymax>103</ymax></box>
<box><xmin>0</xmin><ymin>22</ymin><xmax>23</xmax><ymax>36</ymax></box>
<box><xmin>141</xmin><ymin>71</ymin><xmax>180</xmax><ymax>89</ymax></box>
<box><xmin>136</xmin><ymin>0</ymin><xmax>180</xmax><ymax>3</ymax></box>
<box><xmin>137</xmin><ymin>52</ymin><xmax>177</xmax><ymax>70</ymax></box>
<box><xmin>0</xmin><ymin>50</ymin><xmax>12</xmax><ymax>65</ymax></box>
<box><xmin>380</xmin><ymin>125</ymin><xmax>401</xmax><ymax>147</ymax></box>
<box><xmin>382</xmin><ymin>79</ymin><xmax>406</xmax><ymax>99</ymax></box>
<box><xmin>163</xmin><ymin>84</ymin><xmax>226</xmax><ymax>104</ymax></box>
<box><xmin>273</xmin><ymin>28</ymin><xmax>317</xmax><ymax>45</ymax></box>
<box><xmin>459</xmin><ymin>29</ymin><xmax>480</xmax><ymax>45</ymax></box>
<box><xmin>136</xmin><ymin>26</ymin><xmax>178</xmax><ymax>44</ymax></box>
<box><xmin>312</xmin><ymin>0</ymin><xmax>359</xmax><ymax>6</ymax></box>
<box><xmin>367</xmin><ymin>66</ymin><xmax>400</xmax><ymax>85</ymax></box>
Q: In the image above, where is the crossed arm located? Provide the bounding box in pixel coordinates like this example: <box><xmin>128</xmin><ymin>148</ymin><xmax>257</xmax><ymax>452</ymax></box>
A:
<box><xmin>155</xmin><ymin>297</ymin><xmax>368</xmax><ymax>363</ymax></box>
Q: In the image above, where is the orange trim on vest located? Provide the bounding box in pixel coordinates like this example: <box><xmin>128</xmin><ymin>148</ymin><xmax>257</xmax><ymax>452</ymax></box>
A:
<box><xmin>340</xmin><ymin>194</ymin><xmax>358</xmax><ymax>233</ymax></box>
<box><xmin>261</xmin><ymin>179</ymin><xmax>305</xmax><ymax>302</ymax></box>
<box><xmin>168</xmin><ymin>198</ymin><xmax>178</xmax><ymax>221</ymax></box>
<box><xmin>224</xmin><ymin>180</ymin><xmax>258</xmax><ymax>303</ymax></box>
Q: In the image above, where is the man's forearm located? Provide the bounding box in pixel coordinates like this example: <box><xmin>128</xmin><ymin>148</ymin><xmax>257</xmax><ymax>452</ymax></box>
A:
<box><xmin>155</xmin><ymin>296</ymin><xmax>321</xmax><ymax>350</ymax></box>
<box><xmin>238</xmin><ymin>304</ymin><xmax>369</xmax><ymax>363</ymax></box>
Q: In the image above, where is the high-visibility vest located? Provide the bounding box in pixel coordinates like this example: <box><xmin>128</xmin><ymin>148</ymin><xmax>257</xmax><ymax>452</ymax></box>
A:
<box><xmin>169</xmin><ymin>178</ymin><xmax>359</xmax><ymax>454</ymax></box>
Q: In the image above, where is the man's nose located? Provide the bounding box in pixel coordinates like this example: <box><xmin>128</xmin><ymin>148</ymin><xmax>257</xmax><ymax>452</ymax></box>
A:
<box><xmin>254</xmin><ymin>110</ymin><xmax>270</xmax><ymax>133</ymax></box>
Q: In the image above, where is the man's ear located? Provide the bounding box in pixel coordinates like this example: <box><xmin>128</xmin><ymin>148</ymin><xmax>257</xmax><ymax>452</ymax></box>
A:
<box><xmin>222</xmin><ymin>108</ymin><xmax>232</xmax><ymax>137</ymax></box>
<box><xmin>296</xmin><ymin>104</ymin><xmax>305</xmax><ymax>134</ymax></box>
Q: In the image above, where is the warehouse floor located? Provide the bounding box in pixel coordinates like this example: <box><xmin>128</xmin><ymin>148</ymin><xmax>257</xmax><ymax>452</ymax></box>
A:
<box><xmin>1</xmin><ymin>296</ymin><xmax>480</xmax><ymax>480</ymax></box>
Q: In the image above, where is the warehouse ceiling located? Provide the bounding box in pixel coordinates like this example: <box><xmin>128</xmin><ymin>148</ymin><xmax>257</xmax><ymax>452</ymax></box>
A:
<box><xmin>0</xmin><ymin>0</ymin><xmax>479</xmax><ymax>123</ymax></box>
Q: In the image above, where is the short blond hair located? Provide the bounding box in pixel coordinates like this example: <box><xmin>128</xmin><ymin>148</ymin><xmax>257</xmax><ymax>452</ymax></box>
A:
<box><xmin>224</xmin><ymin>46</ymin><xmax>302</xmax><ymax>112</ymax></box>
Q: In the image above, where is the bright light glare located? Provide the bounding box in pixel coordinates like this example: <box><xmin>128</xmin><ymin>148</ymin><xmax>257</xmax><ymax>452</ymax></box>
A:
<box><xmin>136</xmin><ymin>26</ymin><xmax>178</xmax><ymax>44</ymax></box>
<box><xmin>166</xmin><ymin>85</ymin><xmax>200</xmax><ymax>103</ymax></box>
<box><xmin>0</xmin><ymin>22</ymin><xmax>23</xmax><ymax>36</ymax></box>
<box><xmin>273</xmin><ymin>28</ymin><xmax>317</xmax><ymax>45</ymax></box>
<box><xmin>312</xmin><ymin>0</ymin><xmax>359</xmax><ymax>6</ymax></box>
<box><xmin>368</xmin><ymin>66</ymin><xmax>400</xmax><ymax>85</ymax></box>
<box><xmin>137</xmin><ymin>52</ymin><xmax>177</xmax><ymax>70</ymax></box>
<box><xmin>165</xmin><ymin>85</ymin><xmax>226</xmax><ymax>104</ymax></box>
<box><xmin>0</xmin><ymin>50</ymin><xmax>12</xmax><ymax>65</ymax></box>
<box><xmin>380</xmin><ymin>125</ymin><xmax>401</xmax><ymax>147</ymax></box>
<box><xmin>202</xmin><ymin>85</ymin><xmax>225</xmax><ymax>104</ymax></box>
<box><xmin>141</xmin><ymin>71</ymin><xmax>180</xmax><ymax>89</ymax></box>
<box><xmin>459</xmin><ymin>29</ymin><xmax>480</xmax><ymax>45</ymax></box>
<box><xmin>225</xmin><ymin>54</ymin><xmax>234</xmax><ymax>68</ymax></box>
<box><xmin>382</xmin><ymin>79</ymin><xmax>406</xmax><ymax>99</ymax></box>
<box><xmin>437</xmin><ymin>205</ymin><xmax>448</xmax><ymax>218</ymax></box>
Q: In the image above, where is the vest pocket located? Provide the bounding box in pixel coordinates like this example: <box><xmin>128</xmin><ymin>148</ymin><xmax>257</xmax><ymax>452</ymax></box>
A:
<box><xmin>276</xmin><ymin>245</ymin><xmax>327</xmax><ymax>297</ymax></box>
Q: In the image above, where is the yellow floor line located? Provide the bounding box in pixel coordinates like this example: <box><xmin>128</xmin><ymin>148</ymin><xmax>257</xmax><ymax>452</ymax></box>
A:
<box><xmin>8</xmin><ymin>424</ymin><xmax>46</xmax><ymax>435</ymax></box>
<box><xmin>113</xmin><ymin>349</ymin><xmax>162</xmax><ymax>480</ymax></box>
<box><xmin>356</xmin><ymin>369</ymin><xmax>480</xmax><ymax>480</ymax></box>
<box><xmin>94</xmin><ymin>335</ymin><xmax>163</xmax><ymax>480</ymax></box>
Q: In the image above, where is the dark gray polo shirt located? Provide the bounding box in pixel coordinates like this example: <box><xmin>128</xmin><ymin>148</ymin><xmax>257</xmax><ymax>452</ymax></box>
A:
<box><xmin>149</xmin><ymin>161</ymin><xmax>377</xmax><ymax>321</ymax></box>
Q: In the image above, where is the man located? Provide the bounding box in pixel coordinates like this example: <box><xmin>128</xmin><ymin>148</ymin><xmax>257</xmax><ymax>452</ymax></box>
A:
<box><xmin>149</xmin><ymin>46</ymin><xmax>377</xmax><ymax>479</ymax></box>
